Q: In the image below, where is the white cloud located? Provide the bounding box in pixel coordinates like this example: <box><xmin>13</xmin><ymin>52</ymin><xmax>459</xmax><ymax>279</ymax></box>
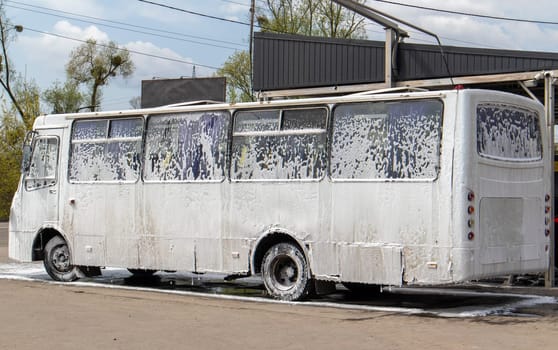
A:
<box><xmin>124</xmin><ymin>40</ymin><xmax>213</xmax><ymax>81</ymax></box>
<box><xmin>14</xmin><ymin>21</ymin><xmax>110</xmax><ymax>84</ymax></box>
<box><xmin>52</xmin><ymin>21</ymin><xmax>109</xmax><ymax>42</ymax></box>
<box><xmin>12</xmin><ymin>19</ymin><xmax>214</xmax><ymax>110</ymax></box>
<box><xmin>363</xmin><ymin>0</ymin><xmax>558</xmax><ymax>52</ymax></box>
<box><xmin>218</xmin><ymin>2</ymin><xmax>251</xmax><ymax>22</ymax></box>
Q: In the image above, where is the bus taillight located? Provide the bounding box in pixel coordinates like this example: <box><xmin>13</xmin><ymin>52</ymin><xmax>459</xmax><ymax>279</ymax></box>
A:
<box><xmin>467</xmin><ymin>191</ymin><xmax>475</xmax><ymax>240</ymax></box>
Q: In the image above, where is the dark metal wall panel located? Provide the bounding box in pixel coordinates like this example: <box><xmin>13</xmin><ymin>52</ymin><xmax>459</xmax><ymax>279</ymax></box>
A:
<box><xmin>397</xmin><ymin>43</ymin><xmax>558</xmax><ymax>80</ymax></box>
<box><xmin>254</xmin><ymin>32</ymin><xmax>558</xmax><ymax>91</ymax></box>
<box><xmin>253</xmin><ymin>32</ymin><xmax>384</xmax><ymax>91</ymax></box>
<box><xmin>141</xmin><ymin>77</ymin><xmax>226</xmax><ymax>108</ymax></box>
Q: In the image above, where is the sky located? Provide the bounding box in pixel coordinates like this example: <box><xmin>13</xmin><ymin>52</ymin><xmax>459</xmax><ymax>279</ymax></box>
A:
<box><xmin>4</xmin><ymin>0</ymin><xmax>558</xmax><ymax>112</ymax></box>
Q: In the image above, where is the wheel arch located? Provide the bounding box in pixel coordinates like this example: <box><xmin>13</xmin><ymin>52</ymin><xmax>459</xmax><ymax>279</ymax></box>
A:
<box><xmin>31</xmin><ymin>227</ymin><xmax>71</xmax><ymax>261</ymax></box>
<box><xmin>251</xmin><ymin>229</ymin><xmax>310</xmax><ymax>275</ymax></box>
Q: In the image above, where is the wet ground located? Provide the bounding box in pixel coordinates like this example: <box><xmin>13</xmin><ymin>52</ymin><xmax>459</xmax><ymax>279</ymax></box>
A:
<box><xmin>1</xmin><ymin>261</ymin><xmax>557</xmax><ymax>318</ymax></box>
<box><xmin>1</xmin><ymin>222</ymin><xmax>557</xmax><ymax>319</ymax></box>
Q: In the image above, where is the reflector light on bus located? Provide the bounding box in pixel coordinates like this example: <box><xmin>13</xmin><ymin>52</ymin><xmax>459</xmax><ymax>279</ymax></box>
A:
<box><xmin>467</xmin><ymin>206</ymin><xmax>475</xmax><ymax>214</ymax></box>
<box><xmin>467</xmin><ymin>232</ymin><xmax>475</xmax><ymax>240</ymax></box>
<box><xmin>467</xmin><ymin>191</ymin><xmax>475</xmax><ymax>202</ymax></box>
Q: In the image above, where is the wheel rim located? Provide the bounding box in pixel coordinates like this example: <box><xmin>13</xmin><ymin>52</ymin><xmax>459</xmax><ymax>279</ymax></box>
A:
<box><xmin>270</xmin><ymin>255</ymin><xmax>299</xmax><ymax>291</ymax></box>
<box><xmin>51</xmin><ymin>244</ymin><xmax>72</xmax><ymax>273</ymax></box>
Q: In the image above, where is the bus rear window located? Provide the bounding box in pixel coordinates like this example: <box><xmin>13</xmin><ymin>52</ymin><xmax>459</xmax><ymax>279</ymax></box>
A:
<box><xmin>477</xmin><ymin>104</ymin><xmax>542</xmax><ymax>162</ymax></box>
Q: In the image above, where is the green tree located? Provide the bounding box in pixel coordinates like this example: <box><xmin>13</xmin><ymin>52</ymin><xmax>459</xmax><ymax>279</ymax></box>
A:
<box><xmin>66</xmin><ymin>39</ymin><xmax>134</xmax><ymax>111</ymax></box>
<box><xmin>0</xmin><ymin>111</ymin><xmax>25</xmax><ymax>219</ymax></box>
<box><xmin>0</xmin><ymin>77</ymin><xmax>40</xmax><ymax>219</ymax></box>
<box><xmin>43</xmin><ymin>80</ymin><xmax>86</xmax><ymax>114</ymax></box>
<box><xmin>13</xmin><ymin>76</ymin><xmax>40</xmax><ymax>129</ymax></box>
<box><xmin>216</xmin><ymin>51</ymin><xmax>253</xmax><ymax>103</ymax></box>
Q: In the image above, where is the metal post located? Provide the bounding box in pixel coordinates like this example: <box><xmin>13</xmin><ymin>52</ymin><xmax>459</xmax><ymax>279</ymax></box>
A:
<box><xmin>384</xmin><ymin>28</ymin><xmax>394</xmax><ymax>88</ymax></box>
<box><xmin>545</xmin><ymin>72</ymin><xmax>556</xmax><ymax>287</ymax></box>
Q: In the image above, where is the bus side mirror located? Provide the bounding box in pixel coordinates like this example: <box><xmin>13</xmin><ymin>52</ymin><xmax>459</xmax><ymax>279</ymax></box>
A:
<box><xmin>21</xmin><ymin>144</ymin><xmax>32</xmax><ymax>173</ymax></box>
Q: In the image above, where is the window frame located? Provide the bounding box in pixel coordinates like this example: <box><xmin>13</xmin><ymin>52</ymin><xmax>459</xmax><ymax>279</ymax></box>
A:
<box><xmin>142</xmin><ymin>110</ymin><xmax>231</xmax><ymax>183</ymax></box>
<box><xmin>329</xmin><ymin>98</ymin><xmax>444</xmax><ymax>183</ymax></box>
<box><xmin>25</xmin><ymin>135</ymin><xmax>60</xmax><ymax>191</ymax></box>
<box><xmin>68</xmin><ymin>117</ymin><xmax>144</xmax><ymax>184</ymax></box>
<box><xmin>231</xmin><ymin>106</ymin><xmax>329</xmax><ymax>182</ymax></box>
<box><xmin>476</xmin><ymin>103</ymin><xmax>543</xmax><ymax>163</ymax></box>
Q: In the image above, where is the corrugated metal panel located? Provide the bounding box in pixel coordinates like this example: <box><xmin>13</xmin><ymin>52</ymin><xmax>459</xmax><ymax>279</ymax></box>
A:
<box><xmin>141</xmin><ymin>77</ymin><xmax>226</xmax><ymax>108</ymax></box>
<box><xmin>397</xmin><ymin>42</ymin><xmax>558</xmax><ymax>80</ymax></box>
<box><xmin>253</xmin><ymin>32</ymin><xmax>384</xmax><ymax>91</ymax></box>
<box><xmin>254</xmin><ymin>32</ymin><xmax>558</xmax><ymax>92</ymax></box>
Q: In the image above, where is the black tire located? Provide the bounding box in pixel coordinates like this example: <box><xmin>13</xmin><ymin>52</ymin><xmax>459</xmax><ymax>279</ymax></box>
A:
<box><xmin>43</xmin><ymin>236</ymin><xmax>80</xmax><ymax>282</ymax></box>
<box><xmin>261</xmin><ymin>242</ymin><xmax>312</xmax><ymax>301</ymax></box>
<box><xmin>127</xmin><ymin>268</ymin><xmax>157</xmax><ymax>277</ymax></box>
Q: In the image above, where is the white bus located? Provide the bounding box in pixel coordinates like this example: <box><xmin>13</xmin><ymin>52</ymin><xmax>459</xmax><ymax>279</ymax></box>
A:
<box><xmin>9</xmin><ymin>88</ymin><xmax>551</xmax><ymax>301</ymax></box>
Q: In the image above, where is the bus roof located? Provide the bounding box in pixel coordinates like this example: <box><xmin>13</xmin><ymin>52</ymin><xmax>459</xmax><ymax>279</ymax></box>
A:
<box><xmin>32</xmin><ymin>88</ymin><xmax>541</xmax><ymax>129</ymax></box>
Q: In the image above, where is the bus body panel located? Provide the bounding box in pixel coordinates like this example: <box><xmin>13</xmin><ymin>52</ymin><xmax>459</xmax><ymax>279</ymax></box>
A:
<box><xmin>450</xmin><ymin>90</ymin><xmax>550</xmax><ymax>281</ymax></box>
<box><xmin>9</xmin><ymin>126</ymin><xmax>65</xmax><ymax>262</ymax></box>
<box><xmin>9</xmin><ymin>89</ymin><xmax>550</xmax><ymax>288</ymax></box>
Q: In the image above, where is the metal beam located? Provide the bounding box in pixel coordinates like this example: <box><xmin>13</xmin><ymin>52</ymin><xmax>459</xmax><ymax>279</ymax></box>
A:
<box><xmin>385</xmin><ymin>29</ymin><xmax>395</xmax><ymax>87</ymax></box>
<box><xmin>331</xmin><ymin>0</ymin><xmax>407</xmax><ymax>38</ymax></box>
<box><xmin>257</xmin><ymin>70</ymin><xmax>558</xmax><ymax>99</ymax></box>
<box><xmin>545</xmin><ymin>72</ymin><xmax>556</xmax><ymax>288</ymax></box>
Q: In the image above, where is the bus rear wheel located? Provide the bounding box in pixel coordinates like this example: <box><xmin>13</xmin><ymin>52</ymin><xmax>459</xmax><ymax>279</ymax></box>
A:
<box><xmin>261</xmin><ymin>242</ymin><xmax>312</xmax><ymax>301</ymax></box>
<box><xmin>43</xmin><ymin>235</ymin><xmax>80</xmax><ymax>282</ymax></box>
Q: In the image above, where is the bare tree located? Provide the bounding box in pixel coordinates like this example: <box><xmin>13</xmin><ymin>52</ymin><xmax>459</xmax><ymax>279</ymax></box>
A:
<box><xmin>0</xmin><ymin>0</ymin><xmax>26</xmax><ymax>121</ymax></box>
<box><xmin>129</xmin><ymin>96</ymin><xmax>141</xmax><ymax>109</ymax></box>
<box><xmin>257</xmin><ymin>0</ymin><xmax>366</xmax><ymax>38</ymax></box>
<box><xmin>66</xmin><ymin>39</ymin><xmax>134</xmax><ymax>111</ymax></box>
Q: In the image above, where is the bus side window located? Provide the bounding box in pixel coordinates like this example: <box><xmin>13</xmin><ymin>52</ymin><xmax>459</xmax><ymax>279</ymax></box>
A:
<box><xmin>143</xmin><ymin>111</ymin><xmax>230</xmax><ymax>182</ymax></box>
<box><xmin>25</xmin><ymin>137</ymin><xmax>59</xmax><ymax>191</ymax></box>
<box><xmin>331</xmin><ymin>99</ymin><xmax>443</xmax><ymax>180</ymax></box>
<box><xmin>231</xmin><ymin>107</ymin><xmax>328</xmax><ymax>181</ymax></box>
<box><xmin>69</xmin><ymin>118</ymin><xmax>143</xmax><ymax>183</ymax></box>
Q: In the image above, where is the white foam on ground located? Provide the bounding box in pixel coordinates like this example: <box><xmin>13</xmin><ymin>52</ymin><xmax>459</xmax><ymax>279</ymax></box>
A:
<box><xmin>0</xmin><ymin>262</ymin><xmax>555</xmax><ymax>318</ymax></box>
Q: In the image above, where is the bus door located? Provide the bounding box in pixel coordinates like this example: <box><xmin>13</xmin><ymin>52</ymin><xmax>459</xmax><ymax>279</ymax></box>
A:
<box><xmin>20</xmin><ymin>128</ymin><xmax>63</xmax><ymax>231</ymax></box>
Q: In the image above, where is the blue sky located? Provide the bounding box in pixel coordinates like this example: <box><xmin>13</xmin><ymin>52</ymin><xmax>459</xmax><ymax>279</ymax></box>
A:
<box><xmin>5</xmin><ymin>0</ymin><xmax>558</xmax><ymax>111</ymax></box>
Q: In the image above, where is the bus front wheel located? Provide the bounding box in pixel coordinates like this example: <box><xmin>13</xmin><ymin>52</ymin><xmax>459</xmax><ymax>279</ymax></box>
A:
<box><xmin>43</xmin><ymin>236</ymin><xmax>80</xmax><ymax>282</ymax></box>
<box><xmin>261</xmin><ymin>242</ymin><xmax>312</xmax><ymax>301</ymax></box>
